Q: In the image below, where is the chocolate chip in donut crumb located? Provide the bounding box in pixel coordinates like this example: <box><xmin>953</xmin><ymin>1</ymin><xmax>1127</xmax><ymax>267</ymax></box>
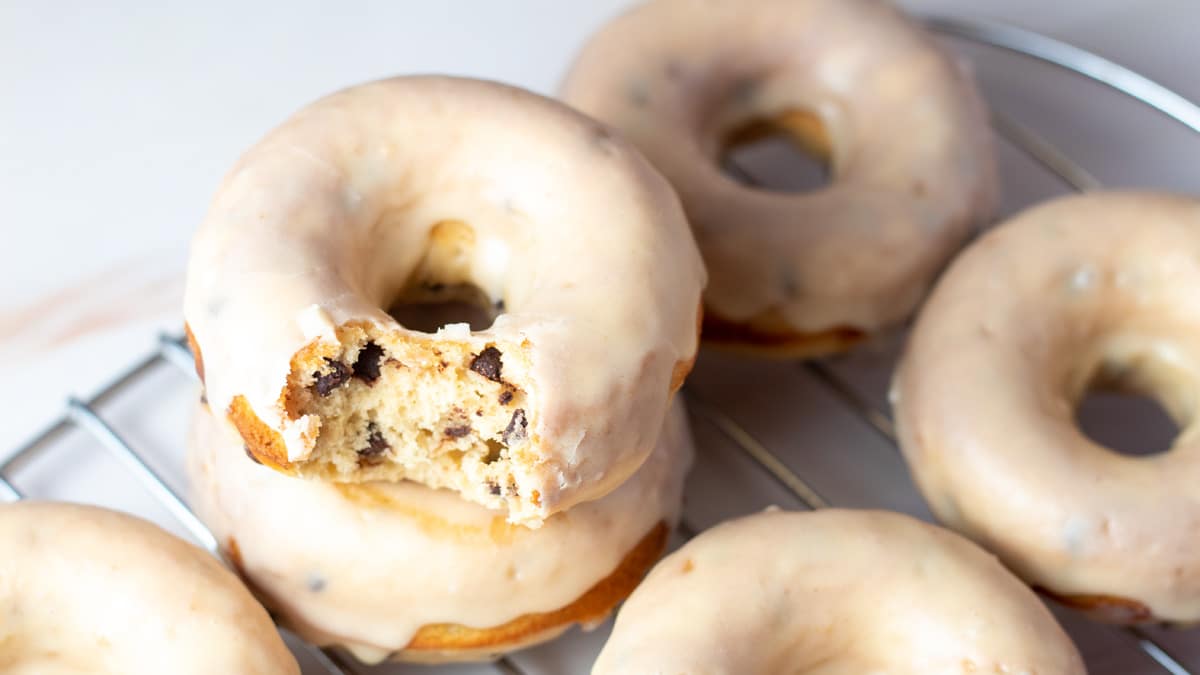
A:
<box><xmin>494</xmin><ymin>298</ymin><xmax>506</xmax><ymax>312</ymax></box>
<box><xmin>352</xmin><ymin>341</ymin><xmax>385</xmax><ymax>384</ymax></box>
<box><xmin>357</xmin><ymin>424</ymin><xmax>390</xmax><ymax>465</ymax></box>
<box><xmin>502</xmin><ymin>409</ymin><xmax>528</xmax><ymax>445</ymax></box>
<box><xmin>312</xmin><ymin>359</ymin><xmax>351</xmax><ymax>396</ymax></box>
<box><xmin>470</xmin><ymin>346</ymin><xmax>503</xmax><ymax>382</ymax></box>
<box><xmin>243</xmin><ymin>445</ymin><xmax>263</xmax><ymax>465</ymax></box>
<box><xmin>445</xmin><ymin>424</ymin><xmax>472</xmax><ymax>439</ymax></box>
<box><xmin>488</xmin><ymin>481</ymin><xmax>502</xmax><ymax>496</ymax></box>
<box><xmin>498</xmin><ymin>389</ymin><xmax>514</xmax><ymax>405</ymax></box>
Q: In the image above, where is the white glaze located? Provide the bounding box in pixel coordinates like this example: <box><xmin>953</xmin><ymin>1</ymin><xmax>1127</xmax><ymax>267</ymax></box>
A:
<box><xmin>562</xmin><ymin>0</ymin><xmax>996</xmax><ymax>334</ymax></box>
<box><xmin>187</xmin><ymin>398</ymin><xmax>693</xmax><ymax>663</ymax></box>
<box><xmin>183</xmin><ymin>75</ymin><xmax>705</xmax><ymax>522</ymax></box>
<box><xmin>594</xmin><ymin>509</ymin><xmax>1084</xmax><ymax>674</ymax></box>
<box><xmin>0</xmin><ymin>501</ymin><xmax>298</xmax><ymax>675</ymax></box>
<box><xmin>894</xmin><ymin>191</ymin><xmax>1200</xmax><ymax>623</ymax></box>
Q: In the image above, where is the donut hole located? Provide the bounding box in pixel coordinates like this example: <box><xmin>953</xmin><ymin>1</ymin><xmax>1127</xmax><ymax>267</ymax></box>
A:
<box><xmin>387</xmin><ymin>284</ymin><xmax>499</xmax><ymax>334</ymax></box>
<box><xmin>1075</xmin><ymin>390</ymin><xmax>1179</xmax><ymax>457</ymax></box>
<box><xmin>720</xmin><ymin>110</ymin><xmax>830</xmax><ymax>193</ymax></box>
<box><xmin>386</xmin><ymin>219</ymin><xmax>505</xmax><ymax>334</ymax></box>
<box><xmin>1072</xmin><ymin>352</ymin><xmax>1188</xmax><ymax>457</ymax></box>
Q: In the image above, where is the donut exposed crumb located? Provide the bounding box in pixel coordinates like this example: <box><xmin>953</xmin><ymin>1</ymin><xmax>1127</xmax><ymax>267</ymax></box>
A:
<box><xmin>283</xmin><ymin>322</ymin><xmax>540</xmax><ymax>521</ymax></box>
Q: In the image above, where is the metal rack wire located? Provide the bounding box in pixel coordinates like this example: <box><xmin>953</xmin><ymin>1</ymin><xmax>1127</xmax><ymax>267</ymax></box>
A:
<box><xmin>1</xmin><ymin>13</ymin><xmax>1197</xmax><ymax>675</ymax></box>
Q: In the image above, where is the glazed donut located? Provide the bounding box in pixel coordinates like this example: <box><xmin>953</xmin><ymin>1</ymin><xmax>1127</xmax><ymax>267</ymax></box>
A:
<box><xmin>187</xmin><ymin>396</ymin><xmax>694</xmax><ymax>663</ymax></box>
<box><xmin>183</xmin><ymin>75</ymin><xmax>705</xmax><ymax>526</ymax></box>
<box><xmin>0</xmin><ymin>501</ymin><xmax>298</xmax><ymax>675</ymax></box>
<box><xmin>894</xmin><ymin>192</ymin><xmax>1200</xmax><ymax>624</ymax></box>
<box><xmin>593</xmin><ymin>509</ymin><xmax>1084</xmax><ymax>674</ymax></box>
<box><xmin>562</xmin><ymin>0</ymin><xmax>996</xmax><ymax>356</ymax></box>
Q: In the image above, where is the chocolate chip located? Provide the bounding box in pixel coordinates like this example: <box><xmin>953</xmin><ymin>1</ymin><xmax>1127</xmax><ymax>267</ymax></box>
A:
<box><xmin>199</xmin><ymin>391</ymin><xmax>208</xmax><ymax>405</ymax></box>
<box><xmin>470</xmin><ymin>346</ymin><xmax>503</xmax><ymax>382</ymax></box>
<box><xmin>358</xmin><ymin>424</ymin><xmax>390</xmax><ymax>464</ymax></box>
<box><xmin>243</xmin><ymin>445</ymin><xmax>262</xmax><ymax>465</ymax></box>
<box><xmin>353</xmin><ymin>342</ymin><xmax>384</xmax><ymax>384</ymax></box>
<box><xmin>307</xmin><ymin>573</ymin><xmax>327</xmax><ymax>593</ymax></box>
<box><xmin>488</xmin><ymin>481</ymin><xmax>502</xmax><ymax>496</ymax></box>
<box><xmin>498</xmin><ymin>390</ymin><xmax>513</xmax><ymax>405</ymax></box>
<box><xmin>312</xmin><ymin>359</ymin><xmax>351</xmax><ymax>396</ymax></box>
<box><xmin>445</xmin><ymin>424</ymin><xmax>472</xmax><ymax>439</ymax></box>
<box><xmin>502</xmin><ymin>408</ymin><xmax>527</xmax><ymax>445</ymax></box>
<box><xmin>494</xmin><ymin>299</ymin><xmax>506</xmax><ymax>312</ymax></box>
<box><xmin>627</xmin><ymin>80</ymin><xmax>650</xmax><ymax>107</ymax></box>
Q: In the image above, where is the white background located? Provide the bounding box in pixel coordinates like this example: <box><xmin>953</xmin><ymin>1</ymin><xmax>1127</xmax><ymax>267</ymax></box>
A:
<box><xmin>2</xmin><ymin>2</ymin><xmax>1199</xmax><ymax>673</ymax></box>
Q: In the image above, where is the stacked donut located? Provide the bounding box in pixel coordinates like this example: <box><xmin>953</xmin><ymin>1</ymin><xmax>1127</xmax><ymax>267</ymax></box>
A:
<box><xmin>182</xmin><ymin>76</ymin><xmax>705</xmax><ymax>662</ymax></box>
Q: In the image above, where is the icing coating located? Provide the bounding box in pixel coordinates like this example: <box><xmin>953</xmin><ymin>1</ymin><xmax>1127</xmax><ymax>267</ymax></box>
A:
<box><xmin>894</xmin><ymin>191</ymin><xmax>1200</xmax><ymax>623</ymax></box>
<box><xmin>187</xmin><ymin>397</ymin><xmax>693</xmax><ymax>663</ymax></box>
<box><xmin>183</xmin><ymin>75</ymin><xmax>705</xmax><ymax>524</ymax></box>
<box><xmin>562</xmin><ymin>0</ymin><xmax>996</xmax><ymax>344</ymax></box>
<box><xmin>0</xmin><ymin>501</ymin><xmax>298</xmax><ymax>675</ymax></box>
<box><xmin>594</xmin><ymin>509</ymin><xmax>1084</xmax><ymax>674</ymax></box>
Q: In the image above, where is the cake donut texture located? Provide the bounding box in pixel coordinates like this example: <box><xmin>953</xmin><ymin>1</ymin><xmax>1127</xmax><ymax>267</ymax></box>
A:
<box><xmin>894</xmin><ymin>192</ymin><xmax>1200</xmax><ymax>624</ymax></box>
<box><xmin>593</xmin><ymin>509</ymin><xmax>1084</xmax><ymax>674</ymax></box>
<box><xmin>563</xmin><ymin>0</ymin><xmax>996</xmax><ymax>355</ymax></box>
<box><xmin>0</xmin><ymin>501</ymin><xmax>298</xmax><ymax>675</ymax></box>
<box><xmin>187</xmin><ymin>398</ymin><xmax>694</xmax><ymax>663</ymax></box>
<box><xmin>183</xmin><ymin>76</ymin><xmax>705</xmax><ymax>526</ymax></box>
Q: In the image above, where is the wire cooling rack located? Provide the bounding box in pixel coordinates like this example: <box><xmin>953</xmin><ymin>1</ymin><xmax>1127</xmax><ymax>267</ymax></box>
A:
<box><xmin>3</xmin><ymin>14</ymin><xmax>1198</xmax><ymax>675</ymax></box>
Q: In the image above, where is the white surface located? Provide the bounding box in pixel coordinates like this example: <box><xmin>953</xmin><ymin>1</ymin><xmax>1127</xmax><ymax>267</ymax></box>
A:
<box><xmin>2</xmin><ymin>1</ymin><xmax>1199</xmax><ymax>673</ymax></box>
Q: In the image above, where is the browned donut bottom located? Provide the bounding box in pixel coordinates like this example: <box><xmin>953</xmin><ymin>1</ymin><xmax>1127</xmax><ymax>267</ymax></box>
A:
<box><xmin>702</xmin><ymin>310</ymin><xmax>865</xmax><ymax>359</ymax></box>
<box><xmin>1036</xmin><ymin>587</ymin><xmax>1156</xmax><ymax>625</ymax></box>
<box><xmin>224</xmin><ymin>521</ymin><xmax>670</xmax><ymax>662</ymax></box>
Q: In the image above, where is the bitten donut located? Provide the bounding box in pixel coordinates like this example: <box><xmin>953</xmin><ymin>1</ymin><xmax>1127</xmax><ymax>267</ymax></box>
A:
<box><xmin>183</xmin><ymin>75</ymin><xmax>705</xmax><ymax>526</ymax></box>
<box><xmin>593</xmin><ymin>509</ymin><xmax>1084</xmax><ymax>674</ymax></box>
<box><xmin>894</xmin><ymin>192</ymin><xmax>1200</xmax><ymax>624</ymax></box>
<box><xmin>563</xmin><ymin>0</ymin><xmax>996</xmax><ymax>356</ymax></box>
<box><xmin>187</xmin><ymin>397</ymin><xmax>694</xmax><ymax>663</ymax></box>
<box><xmin>0</xmin><ymin>501</ymin><xmax>298</xmax><ymax>675</ymax></box>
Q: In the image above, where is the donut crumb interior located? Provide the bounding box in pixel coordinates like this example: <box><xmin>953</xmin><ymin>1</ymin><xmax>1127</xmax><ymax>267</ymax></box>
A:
<box><xmin>282</xmin><ymin>322</ymin><xmax>542</xmax><ymax>519</ymax></box>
